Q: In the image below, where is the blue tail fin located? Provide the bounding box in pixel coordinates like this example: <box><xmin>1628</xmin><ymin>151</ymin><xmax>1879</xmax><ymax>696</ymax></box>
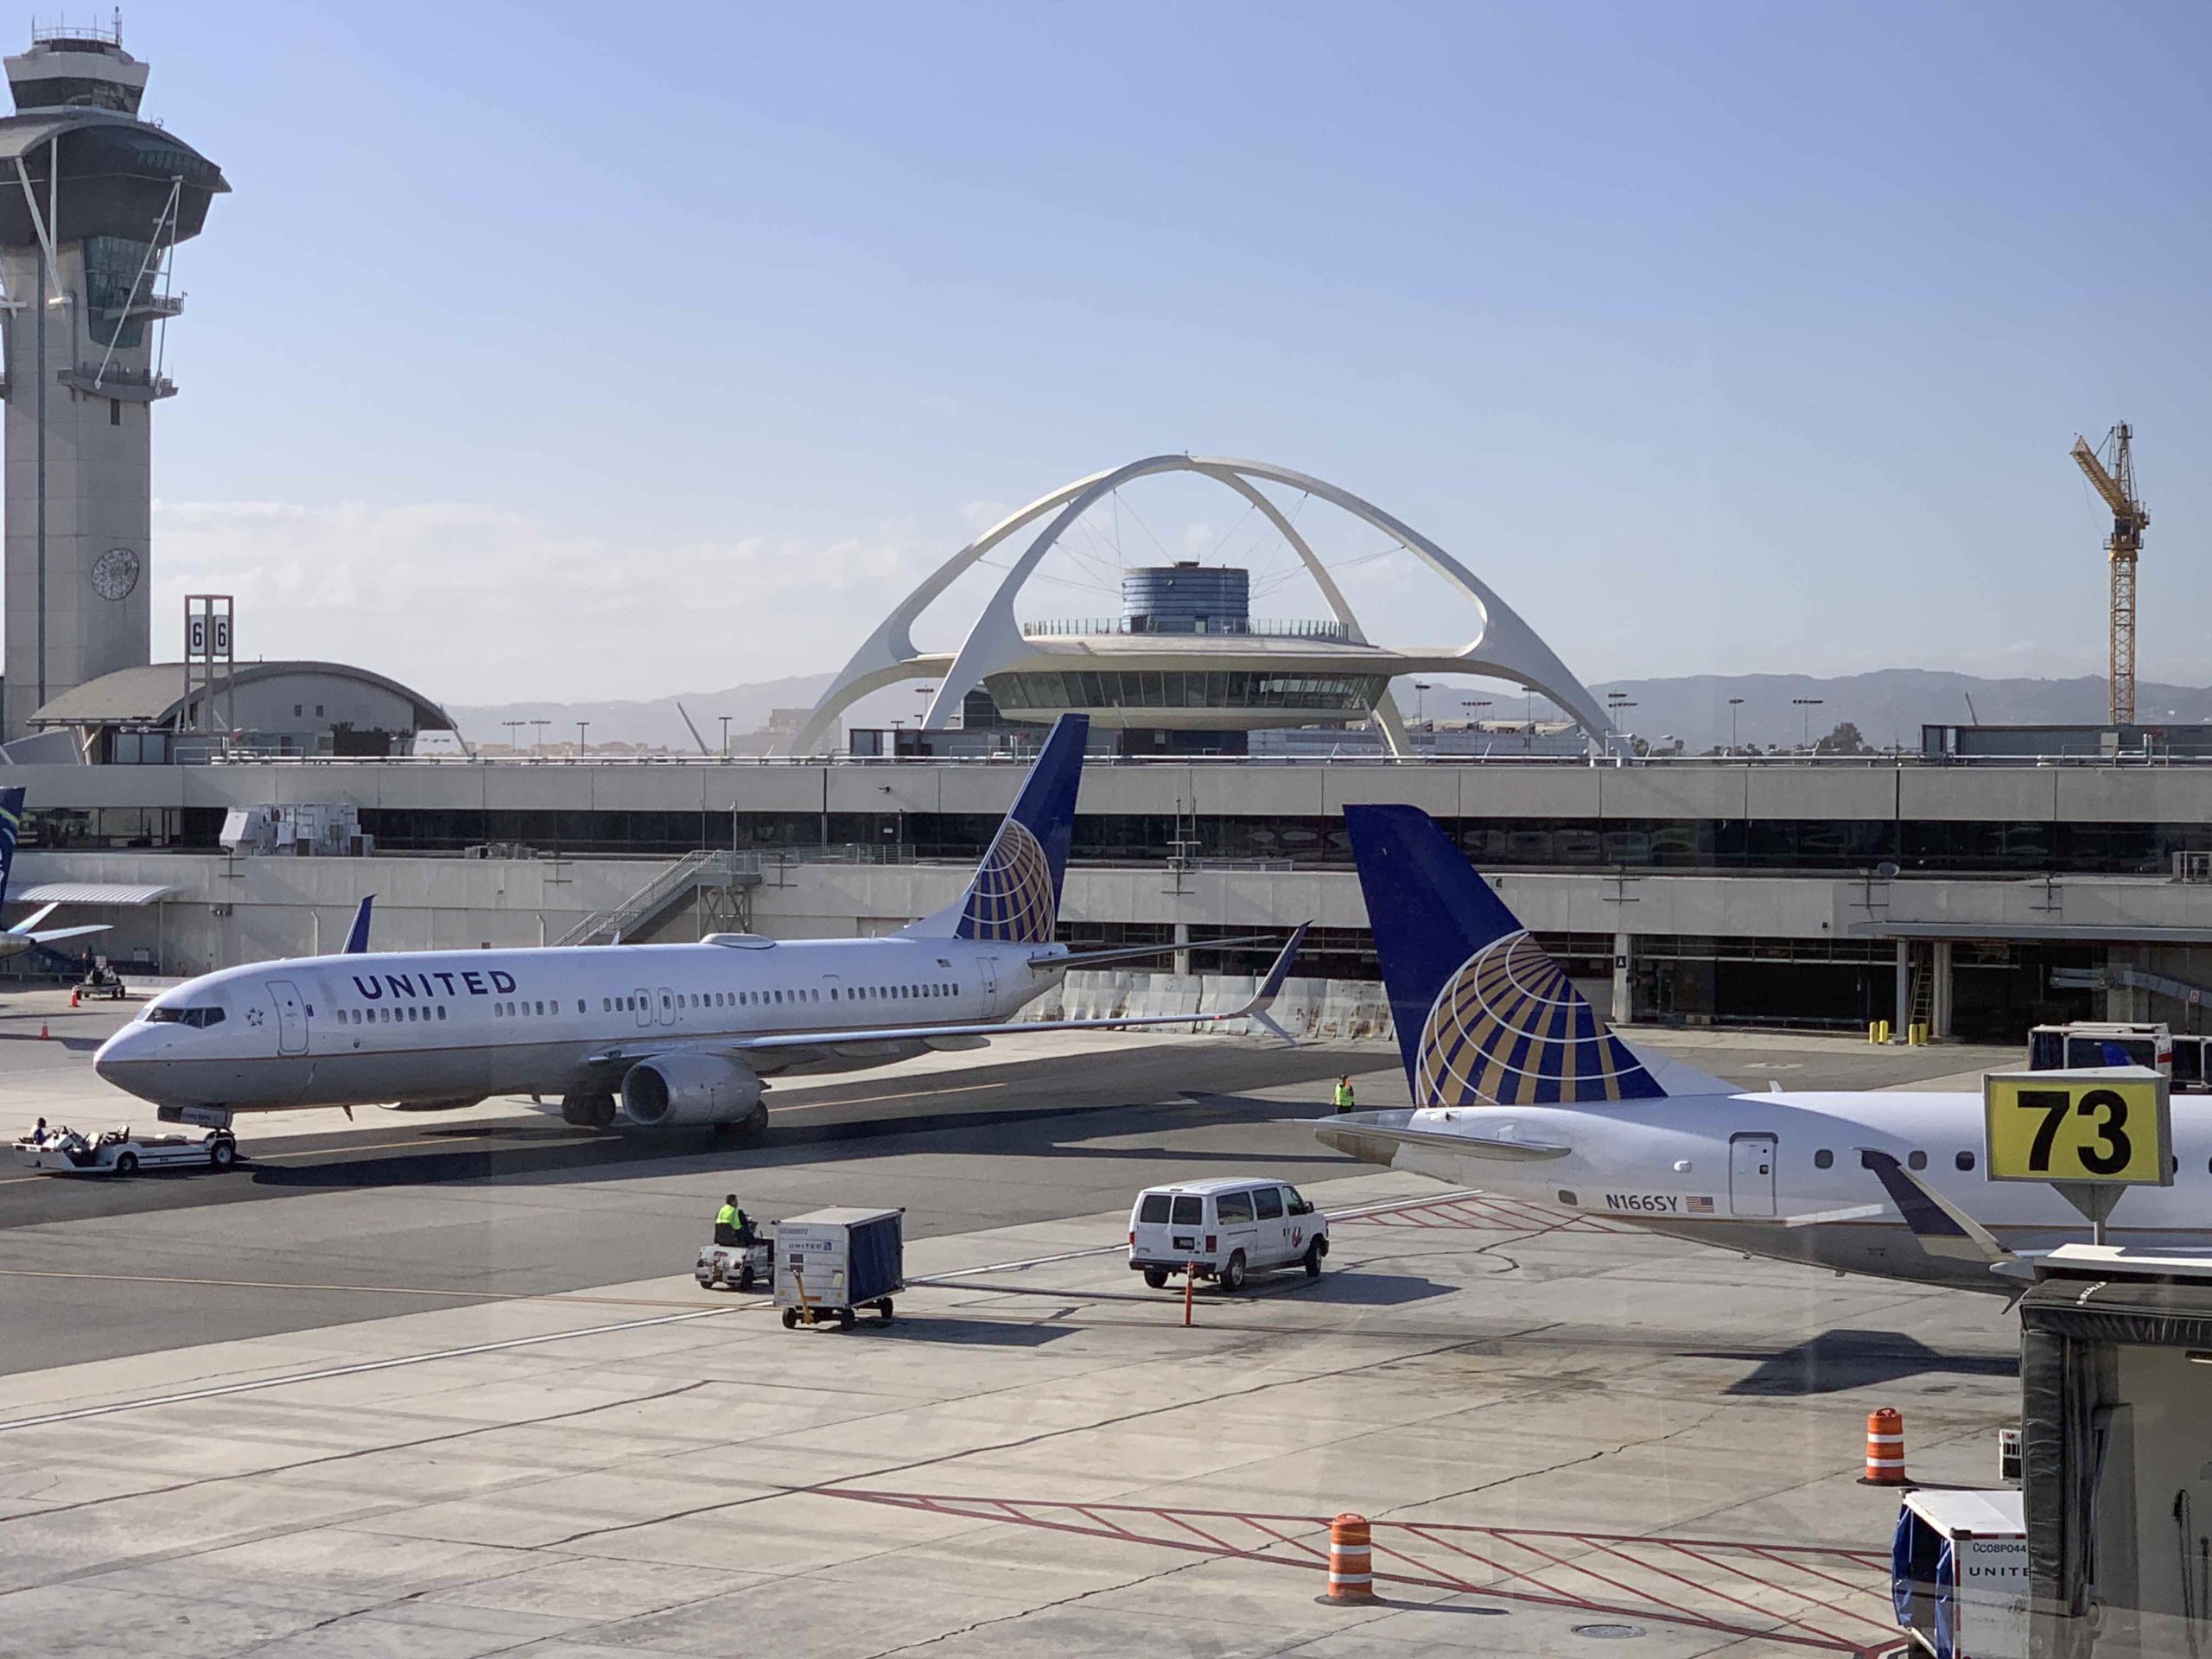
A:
<box><xmin>1345</xmin><ymin>804</ymin><xmax>1666</xmax><ymax>1107</ymax></box>
<box><xmin>341</xmin><ymin>895</ymin><xmax>375</xmax><ymax>954</ymax></box>
<box><xmin>0</xmin><ymin>787</ymin><xmax>21</xmax><ymax>910</ymax></box>
<box><xmin>906</xmin><ymin>714</ymin><xmax>1087</xmax><ymax>944</ymax></box>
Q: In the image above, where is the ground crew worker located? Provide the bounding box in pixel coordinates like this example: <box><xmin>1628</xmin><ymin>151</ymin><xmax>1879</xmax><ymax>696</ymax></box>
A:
<box><xmin>1332</xmin><ymin>1075</ymin><xmax>1356</xmax><ymax>1115</ymax></box>
<box><xmin>714</xmin><ymin>1194</ymin><xmax>753</xmax><ymax>1247</ymax></box>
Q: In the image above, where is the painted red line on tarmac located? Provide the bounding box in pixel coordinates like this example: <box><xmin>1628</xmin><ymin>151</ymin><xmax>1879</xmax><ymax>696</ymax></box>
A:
<box><xmin>809</xmin><ymin>1490</ymin><xmax>1887</xmax><ymax>1653</ymax></box>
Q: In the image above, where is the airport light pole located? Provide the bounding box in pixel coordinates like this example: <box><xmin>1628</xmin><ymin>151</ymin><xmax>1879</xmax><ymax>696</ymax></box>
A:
<box><xmin>501</xmin><ymin>720</ymin><xmax>524</xmax><ymax>755</ymax></box>
<box><xmin>1793</xmin><ymin>696</ymin><xmax>1824</xmax><ymax>750</ymax></box>
<box><xmin>576</xmin><ymin>721</ymin><xmax>588</xmax><ymax>758</ymax></box>
<box><xmin>1414</xmin><ymin>681</ymin><xmax>1433</xmax><ymax>729</ymax></box>
<box><xmin>531</xmin><ymin>719</ymin><xmax>550</xmax><ymax>757</ymax></box>
<box><xmin>1728</xmin><ymin>696</ymin><xmax>1745</xmax><ymax>751</ymax></box>
<box><xmin>718</xmin><ymin>715</ymin><xmax>731</xmax><ymax>759</ymax></box>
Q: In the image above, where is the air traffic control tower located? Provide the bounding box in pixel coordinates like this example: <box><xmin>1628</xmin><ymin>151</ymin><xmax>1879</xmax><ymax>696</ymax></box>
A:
<box><xmin>0</xmin><ymin>22</ymin><xmax>226</xmax><ymax>741</ymax></box>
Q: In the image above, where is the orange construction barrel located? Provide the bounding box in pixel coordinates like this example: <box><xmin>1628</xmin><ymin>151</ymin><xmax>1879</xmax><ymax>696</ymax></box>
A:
<box><xmin>1864</xmin><ymin>1408</ymin><xmax>1906</xmax><ymax>1484</ymax></box>
<box><xmin>1317</xmin><ymin>1512</ymin><xmax>1380</xmax><ymax>1605</ymax></box>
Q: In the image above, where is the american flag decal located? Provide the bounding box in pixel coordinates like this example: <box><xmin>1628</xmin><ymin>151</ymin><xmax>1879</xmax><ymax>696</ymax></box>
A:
<box><xmin>1687</xmin><ymin>1196</ymin><xmax>1714</xmax><ymax>1215</ymax></box>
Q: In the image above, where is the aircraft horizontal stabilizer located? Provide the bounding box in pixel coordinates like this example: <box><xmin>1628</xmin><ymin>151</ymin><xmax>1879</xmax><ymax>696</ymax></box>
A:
<box><xmin>1314</xmin><ymin>1109</ymin><xmax>1572</xmax><ymax>1166</ymax></box>
<box><xmin>23</xmin><ymin>923</ymin><xmax>109</xmax><ymax>947</ymax></box>
<box><xmin>1035</xmin><ymin>931</ymin><xmax>1287</xmax><ymax>973</ymax></box>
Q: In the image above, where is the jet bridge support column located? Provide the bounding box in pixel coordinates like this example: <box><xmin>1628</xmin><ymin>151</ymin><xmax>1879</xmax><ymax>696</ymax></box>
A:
<box><xmin>1611</xmin><ymin>931</ymin><xmax>1631</xmax><ymax>1026</ymax></box>
<box><xmin>1931</xmin><ymin>941</ymin><xmax>1954</xmax><ymax>1041</ymax></box>
<box><xmin>1894</xmin><ymin>940</ymin><xmax>1911</xmax><ymax>1043</ymax></box>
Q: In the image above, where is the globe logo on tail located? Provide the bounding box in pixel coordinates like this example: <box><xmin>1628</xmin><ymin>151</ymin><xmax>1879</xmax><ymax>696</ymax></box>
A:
<box><xmin>1415</xmin><ymin>932</ymin><xmax>1661</xmax><ymax>1107</ymax></box>
<box><xmin>957</xmin><ymin>818</ymin><xmax>1057</xmax><ymax>944</ymax></box>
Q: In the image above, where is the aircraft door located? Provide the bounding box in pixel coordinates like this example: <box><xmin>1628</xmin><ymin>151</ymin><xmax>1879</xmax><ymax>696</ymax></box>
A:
<box><xmin>632</xmin><ymin>988</ymin><xmax>652</xmax><ymax>1029</ymax></box>
<box><xmin>268</xmin><ymin>979</ymin><xmax>308</xmax><ymax>1055</ymax></box>
<box><xmin>979</xmin><ymin>957</ymin><xmax>1000</xmax><ymax>1008</ymax></box>
<box><xmin>656</xmin><ymin>986</ymin><xmax>677</xmax><ymax>1027</ymax></box>
<box><xmin>1729</xmin><ymin>1132</ymin><xmax>1777</xmax><ymax>1217</ymax></box>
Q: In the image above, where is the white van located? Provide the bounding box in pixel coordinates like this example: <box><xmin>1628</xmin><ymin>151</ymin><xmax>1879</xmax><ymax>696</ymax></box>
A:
<box><xmin>1128</xmin><ymin>1177</ymin><xmax>1329</xmax><ymax>1292</ymax></box>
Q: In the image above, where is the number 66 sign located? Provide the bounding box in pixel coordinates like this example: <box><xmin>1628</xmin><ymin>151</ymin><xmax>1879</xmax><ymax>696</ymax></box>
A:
<box><xmin>1982</xmin><ymin>1070</ymin><xmax>2172</xmax><ymax>1186</ymax></box>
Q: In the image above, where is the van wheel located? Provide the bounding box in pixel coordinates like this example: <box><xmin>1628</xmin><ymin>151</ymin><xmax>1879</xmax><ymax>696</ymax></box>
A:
<box><xmin>737</xmin><ymin>1266</ymin><xmax>755</xmax><ymax>1293</ymax></box>
<box><xmin>1219</xmin><ymin>1251</ymin><xmax>1246</xmax><ymax>1294</ymax></box>
<box><xmin>115</xmin><ymin>1152</ymin><xmax>138</xmax><ymax>1175</ymax></box>
<box><xmin>1143</xmin><ymin>1268</ymin><xmax>1169</xmax><ymax>1290</ymax></box>
<box><xmin>780</xmin><ymin>1307</ymin><xmax>799</xmax><ymax>1330</ymax></box>
<box><xmin>1304</xmin><ymin>1240</ymin><xmax>1324</xmax><ymax>1279</ymax></box>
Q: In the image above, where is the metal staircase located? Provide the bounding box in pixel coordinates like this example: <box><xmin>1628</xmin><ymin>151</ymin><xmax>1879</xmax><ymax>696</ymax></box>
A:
<box><xmin>554</xmin><ymin>850</ymin><xmax>760</xmax><ymax>948</ymax></box>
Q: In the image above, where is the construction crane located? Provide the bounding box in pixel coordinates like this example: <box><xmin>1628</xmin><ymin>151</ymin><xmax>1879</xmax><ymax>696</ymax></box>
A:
<box><xmin>2070</xmin><ymin>423</ymin><xmax>2149</xmax><ymax>725</ymax></box>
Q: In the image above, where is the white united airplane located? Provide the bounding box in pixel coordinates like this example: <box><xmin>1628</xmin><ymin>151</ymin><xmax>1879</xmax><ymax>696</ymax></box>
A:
<box><xmin>0</xmin><ymin>787</ymin><xmax>111</xmax><ymax>963</ymax></box>
<box><xmin>94</xmin><ymin>715</ymin><xmax>1304</xmax><ymax>1137</ymax></box>
<box><xmin>1317</xmin><ymin>804</ymin><xmax>2210</xmax><ymax>1294</ymax></box>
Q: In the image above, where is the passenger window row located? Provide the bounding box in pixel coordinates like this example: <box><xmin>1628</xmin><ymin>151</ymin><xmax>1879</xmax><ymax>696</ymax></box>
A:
<box><xmin>1810</xmin><ymin>1147</ymin><xmax>1975</xmax><ymax>1172</ymax></box>
<box><xmin>342</xmin><ymin>1005</ymin><xmax>447</xmax><ymax>1025</ymax></box>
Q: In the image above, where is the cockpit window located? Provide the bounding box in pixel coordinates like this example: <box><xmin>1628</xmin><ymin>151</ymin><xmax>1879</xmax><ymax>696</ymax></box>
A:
<box><xmin>146</xmin><ymin>1005</ymin><xmax>225</xmax><ymax>1029</ymax></box>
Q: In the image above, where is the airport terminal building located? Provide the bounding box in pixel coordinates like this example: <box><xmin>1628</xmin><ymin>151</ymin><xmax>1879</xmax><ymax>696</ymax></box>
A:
<box><xmin>11</xmin><ymin>746</ymin><xmax>2212</xmax><ymax>1043</ymax></box>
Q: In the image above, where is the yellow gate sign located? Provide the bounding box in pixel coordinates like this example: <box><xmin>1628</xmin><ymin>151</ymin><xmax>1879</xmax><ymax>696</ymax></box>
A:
<box><xmin>1983</xmin><ymin>1070</ymin><xmax>2172</xmax><ymax>1185</ymax></box>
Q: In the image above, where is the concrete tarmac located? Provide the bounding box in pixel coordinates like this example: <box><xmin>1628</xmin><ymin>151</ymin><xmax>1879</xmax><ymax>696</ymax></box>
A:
<box><xmin>0</xmin><ymin>1165</ymin><xmax>2019</xmax><ymax>1658</ymax></box>
<box><xmin>0</xmin><ymin>1000</ymin><xmax>2028</xmax><ymax>1656</ymax></box>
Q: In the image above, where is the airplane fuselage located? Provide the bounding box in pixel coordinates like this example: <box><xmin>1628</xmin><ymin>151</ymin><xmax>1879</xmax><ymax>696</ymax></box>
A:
<box><xmin>94</xmin><ymin>935</ymin><xmax>1069</xmax><ymax>1115</ymax></box>
<box><xmin>1329</xmin><ymin>1090</ymin><xmax>2212</xmax><ymax>1294</ymax></box>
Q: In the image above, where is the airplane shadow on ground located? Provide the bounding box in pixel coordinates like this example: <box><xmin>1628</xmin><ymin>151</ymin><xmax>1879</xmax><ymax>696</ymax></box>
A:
<box><xmin>831</xmin><ymin>1316</ymin><xmax>1072</xmax><ymax>1348</ymax></box>
<box><xmin>1694</xmin><ymin>1330</ymin><xmax>2018</xmax><ymax>1396</ymax></box>
<box><xmin>1246</xmin><ymin>1268</ymin><xmax>1458</xmax><ymax>1309</ymax></box>
<box><xmin>248</xmin><ymin>1090</ymin><xmax>1353</xmax><ymax>1192</ymax></box>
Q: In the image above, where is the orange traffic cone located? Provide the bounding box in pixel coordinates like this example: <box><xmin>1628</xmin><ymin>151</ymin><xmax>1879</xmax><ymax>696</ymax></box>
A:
<box><xmin>69</xmin><ymin>988</ymin><xmax>79</xmax><ymax>1007</ymax></box>
<box><xmin>39</xmin><ymin>1020</ymin><xmax>50</xmax><ymax>1039</ymax></box>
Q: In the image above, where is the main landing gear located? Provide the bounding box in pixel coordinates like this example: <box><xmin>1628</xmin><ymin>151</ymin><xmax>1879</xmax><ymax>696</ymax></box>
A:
<box><xmin>559</xmin><ymin>1091</ymin><xmax>616</xmax><ymax>1129</ymax></box>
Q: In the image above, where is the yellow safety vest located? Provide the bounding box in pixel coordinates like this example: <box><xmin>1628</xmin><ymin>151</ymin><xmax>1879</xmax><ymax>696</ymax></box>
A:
<box><xmin>1332</xmin><ymin>1083</ymin><xmax>1355</xmax><ymax>1109</ymax></box>
<box><xmin>715</xmin><ymin>1204</ymin><xmax>737</xmax><ymax>1228</ymax></box>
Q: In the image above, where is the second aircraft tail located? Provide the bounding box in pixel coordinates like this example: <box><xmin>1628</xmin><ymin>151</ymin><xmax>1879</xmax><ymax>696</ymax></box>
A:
<box><xmin>1346</xmin><ymin>803</ymin><xmax>1671</xmax><ymax>1108</ymax></box>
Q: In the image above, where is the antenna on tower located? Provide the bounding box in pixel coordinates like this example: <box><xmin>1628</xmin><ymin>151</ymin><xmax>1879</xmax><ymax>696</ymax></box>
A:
<box><xmin>2069</xmin><ymin>423</ymin><xmax>2150</xmax><ymax>726</ymax></box>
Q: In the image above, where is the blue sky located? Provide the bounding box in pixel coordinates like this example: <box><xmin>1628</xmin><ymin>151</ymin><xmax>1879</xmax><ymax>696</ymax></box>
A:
<box><xmin>116</xmin><ymin>0</ymin><xmax>2212</xmax><ymax>702</ymax></box>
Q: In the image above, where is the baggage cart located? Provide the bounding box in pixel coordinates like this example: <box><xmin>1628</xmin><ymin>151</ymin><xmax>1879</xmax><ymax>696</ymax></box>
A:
<box><xmin>1890</xmin><ymin>1488</ymin><xmax>2026</xmax><ymax>1659</ymax></box>
<box><xmin>773</xmin><ymin>1206</ymin><xmax>903</xmax><ymax>1330</ymax></box>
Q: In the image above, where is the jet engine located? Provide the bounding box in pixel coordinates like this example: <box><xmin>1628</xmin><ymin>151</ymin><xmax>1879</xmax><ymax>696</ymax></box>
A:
<box><xmin>620</xmin><ymin>1052</ymin><xmax>766</xmax><ymax>1131</ymax></box>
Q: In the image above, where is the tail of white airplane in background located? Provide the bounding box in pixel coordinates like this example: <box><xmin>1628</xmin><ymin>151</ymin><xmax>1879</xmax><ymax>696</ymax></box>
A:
<box><xmin>0</xmin><ymin>786</ymin><xmax>111</xmax><ymax>959</ymax></box>
<box><xmin>1344</xmin><ymin>802</ymin><xmax>1732</xmax><ymax>1109</ymax></box>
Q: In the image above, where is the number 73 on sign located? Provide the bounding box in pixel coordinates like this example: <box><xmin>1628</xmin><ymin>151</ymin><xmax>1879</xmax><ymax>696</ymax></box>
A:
<box><xmin>1982</xmin><ymin>1071</ymin><xmax>2173</xmax><ymax>1186</ymax></box>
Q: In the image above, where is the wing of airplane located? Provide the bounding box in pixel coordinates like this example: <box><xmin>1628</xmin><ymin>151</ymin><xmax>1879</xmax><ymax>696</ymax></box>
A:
<box><xmin>579</xmin><ymin>923</ymin><xmax>1309</xmax><ymax>1078</ymax></box>
<box><xmin>1313</xmin><ymin>1109</ymin><xmax>1573</xmax><ymax>1165</ymax></box>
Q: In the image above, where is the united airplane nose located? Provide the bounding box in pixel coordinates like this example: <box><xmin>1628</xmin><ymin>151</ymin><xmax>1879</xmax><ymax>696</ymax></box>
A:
<box><xmin>92</xmin><ymin>1027</ymin><xmax>157</xmax><ymax>1096</ymax></box>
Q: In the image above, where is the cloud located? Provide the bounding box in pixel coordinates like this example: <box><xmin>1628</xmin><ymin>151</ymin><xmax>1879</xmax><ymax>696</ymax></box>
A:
<box><xmin>149</xmin><ymin>498</ymin><xmax>937</xmax><ymax>703</ymax></box>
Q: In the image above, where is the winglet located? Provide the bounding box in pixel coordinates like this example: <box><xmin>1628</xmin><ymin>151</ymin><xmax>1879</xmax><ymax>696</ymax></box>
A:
<box><xmin>341</xmin><ymin>895</ymin><xmax>375</xmax><ymax>955</ymax></box>
<box><xmin>1238</xmin><ymin>922</ymin><xmax>1307</xmax><ymax>1046</ymax></box>
<box><xmin>1859</xmin><ymin>1147</ymin><xmax>2015</xmax><ymax>1265</ymax></box>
